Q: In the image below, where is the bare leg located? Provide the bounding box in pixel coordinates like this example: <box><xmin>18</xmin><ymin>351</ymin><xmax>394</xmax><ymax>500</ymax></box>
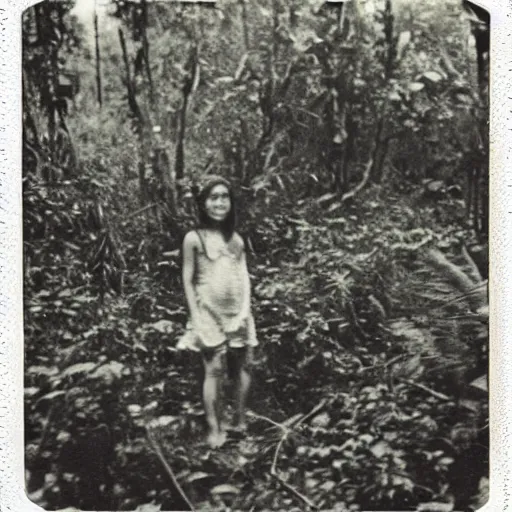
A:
<box><xmin>203</xmin><ymin>348</ymin><xmax>227</xmax><ymax>448</ymax></box>
<box><xmin>233</xmin><ymin>347</ymin><xmax>253</xmax><ymax>431</ymax></box>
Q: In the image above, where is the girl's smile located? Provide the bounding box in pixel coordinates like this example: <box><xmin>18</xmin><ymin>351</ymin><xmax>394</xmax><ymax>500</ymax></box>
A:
<box><xmin>205</xmin><ymin>184</ymin><xmax>231</xmax><ymax>221</ymax></box>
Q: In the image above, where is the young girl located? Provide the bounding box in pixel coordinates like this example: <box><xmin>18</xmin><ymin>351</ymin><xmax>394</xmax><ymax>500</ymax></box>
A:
<box><xmin>177</xmin><ymin>176</ymin><xmax>258</xmax><ymax>448</ymax></box>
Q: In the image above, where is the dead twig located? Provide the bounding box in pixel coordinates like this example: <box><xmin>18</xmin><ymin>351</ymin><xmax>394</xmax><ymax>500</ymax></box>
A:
<box><xmin>340</xmin><ymin>159</ymin><xmax>373</xmax><ymax>203</ymax></box>
<box><xmin>251</xmin><ymin>403</ymin><xmax>327</xmax><ymax>509</ymax></box>
<box><xmin>357</xmin><ymin>247</ymin><xmax>379</xmax><ymax>262</ymax></box>
<box><xmin>270</xmin><ymin>429</ymin><xmax>318</xmax><ymax>510</ymax></box>
<box><xmin>247</xmin><ymin>410</ymin><xmax>288</xmax><ymax>432</ymax></box>
<box><xmin>294</xmin><ymin>398</ymin><xmax>328</xmax><ymax>428</ymax></box>
<box><xmin>397</xmin><ymin>378</ymin><xmax>450</xmax><ymax>401</ymax></box>
<box><xmin>146</xmin><ymin>426</ymin><xmax>195</xmax><ymax>511</ymax></box>
<box><xmin>359</xmin><ymin>353</ymin><xmax>407</xmax><ymax>372</ymax></box>
<box><xmin>270</xmin><ymin>433</ymin><xmax>287</xmax><ymax>475</ymax></box>
<box><xmin>271</xmin><ymin>472</ymin><xmax>318</xmax><ymax>510</ymax></box>
<box><xmin>120</xmin><ymin>202</ymin><xmax>159</xmax><ymax>225</ymax></box>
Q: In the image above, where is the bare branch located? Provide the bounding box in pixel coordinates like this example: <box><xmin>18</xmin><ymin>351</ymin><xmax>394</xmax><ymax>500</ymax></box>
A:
<box><xmin>341</xmin><ymin>158</ymin><xmax>373</xmax><ymax>203</ymax></box>
<box><xmin>270</xmin><ymin>430</ymin><xmax>318</xmax><ymax>510</ymax></box>
<box><xmin>146</xmin><ymin>427</ymin><xmax>195</xmax><ymax>511</ymax></box>
<box><xmin>397</xmin><ymin>378</ymin><xmax>450</xmax><ymax>401</ymax></box>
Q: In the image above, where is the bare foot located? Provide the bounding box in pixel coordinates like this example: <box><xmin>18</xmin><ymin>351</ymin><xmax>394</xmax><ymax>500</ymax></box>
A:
<box><xmin>206</xmin><ymin>431</ymin><xmax>220</xmax><ymax>448</ymax></box>
<box><xmin>207</xmin><ymin>430</ymin><xmax>227</xmax><ymax>449</ymax></box>
<box><xmin>218</xmin><ymin>429</ymin><xmax>227</xmax><ymax>446</ymax></box>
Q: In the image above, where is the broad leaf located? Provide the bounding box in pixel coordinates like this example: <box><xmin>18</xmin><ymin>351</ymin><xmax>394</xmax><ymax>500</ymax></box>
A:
<box><xmin>90</xmin><ymin>361</ymin><xmax>124</xmax><ymax>383</ymax></box>
<box><xmin>38</xmin><ymin>390</ymin><xmax>66</xmax><ymax>401</ymax></box>
<box><xmin>423</xmin><ymin>71</ymin><xmax>443</xmax><ymax>83</ymax></box>
<box><xmin>186</xmin><ymin>471</ymin><xmax>212</xmax><ymax>483</ymax></box>
<box><xmin>470</xmin><ymin>375</ymin><xmax>487</xmax><ymax>393</ymax></box>
<box><xmin>210</xmin><ymin>484</ymin><xmax>240</xmax><ymax>495</ymax></box>
<box><xmin>409</xmin><ymin>82</ymin><xmax>425</xmax><ymax>92</ymax></box>
<box><xmin>27</xmin><ymin>365</ymin><xmax>58</xmax><ymax>377</ymax></box>
<box><xmin>24</xmin><ymin>387</ymin><xmax>40</xmax><ymax>397</ymax></box>
<box><xmin>61</xmin><ymin>362</ymin><xmax>96</xmax><ymax>378</ymax></box>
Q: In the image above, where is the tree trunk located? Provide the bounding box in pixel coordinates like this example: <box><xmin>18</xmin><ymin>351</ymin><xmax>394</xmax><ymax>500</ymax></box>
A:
<box><xmin>141</xmin><ymin>0</ymin><xmax>154</xmax><ymax>105</ymax></box>
<box><xmin>36</xmin><ymin>3</ymin><xmax>58</xmax><ymax>176</ymax></box>
<box><xmin>94</xmin><ymin>11</ymin><xmax>102</xmax><ymax>107</ymax></box>
<box><xmin>370</xmin><ymin>118</ymin><xmax>388</xmax><ymax>183</ymax></box>
<box><xmin>119</xmin><ymin>27</ymin><xmax>148</xmax><ymax>210</ymax></box>
<box><xmin>118</xmin><ymin>28</ymin><xmax>144</xmax><ymax>134</ymax></box>
<box><xmin>175</xmin><ymin>45</ymin><xmax>198</xmax><ymax>184</ymax></box>
<box><xmin>240</xmin><ymin>0</ymin><xmax>250</xmax><ymax>50</ymax></box>
<box><xmin>175</xmin><ymin>95</ymin><xmax>188</xmax><ymax>183</ymax></box>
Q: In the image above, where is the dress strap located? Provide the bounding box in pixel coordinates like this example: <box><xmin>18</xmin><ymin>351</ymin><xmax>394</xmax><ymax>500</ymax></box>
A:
<box><xmin>195</xmin><ymin>229</ymin><xmax>210</xmax><ymax>259</ymax></box>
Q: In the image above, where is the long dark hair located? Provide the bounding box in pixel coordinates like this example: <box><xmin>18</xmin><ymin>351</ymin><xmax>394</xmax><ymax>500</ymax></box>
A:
<box><xmin>195</xmin><ymin>176</ymin><xmax>237</xmax><ymax>240</ymax></box>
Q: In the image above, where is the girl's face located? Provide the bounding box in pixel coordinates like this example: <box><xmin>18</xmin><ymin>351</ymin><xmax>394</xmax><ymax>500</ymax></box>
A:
<box><xmin>204</xmin><ymin>184</ymin><xmax>231</xmax><ymax>222</ymax></box>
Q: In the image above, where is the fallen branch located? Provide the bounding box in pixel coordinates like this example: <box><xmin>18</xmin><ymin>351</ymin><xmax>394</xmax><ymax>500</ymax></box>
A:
<box><xmin>146</xmin><ymin>427</ymin><xmax>195</xmax><ymax>511</ymax></box>
<box><xmin>270</xmin><ymin>433</ymin><xmax>288</xmax><ymax>475</ymax></box>
<box><xmin>293</xmin><ymin>106</ymin><xmax>320</xmax><ymax>119</ymax></box>
<box><xmin>294</xmin><ymin>398</ymin><xmax>328</xmax><ymax>428</ymax></box>
<box><xmin>356</xmin><ymin>247</ymin><xmax>379</xmax><ymax>262</ymax></box>
<box><xmin>359</xmin><ymin>353</ymin><xmax>407</xmax><ymax>373</ymax></box>
<box><xmin>341</xmin><ymin>158</ymin><xmax>373</xmax><ymax>203</ymax></box>
<box><xmin>251</xmin><ymin>403</ymin><xmax>326</xmax><ymax>509</ymax></box>
<box><xmin>270</xmin><ymin>430</ymin><xmax>318</xmax><ymax>510</ymax></box>
<box><xmin>247</xmin><ymin>410</ymin><xmax>288</xmax><ymax>432</ymax></box>
<box><xmin>271</xmin><ymin>472</ymin><xmax>318</xmax><ymax>510</ymax></box>
<box><xmin>398</xmin><ymin>378</ymin><xmax>450</xmax><ymax>401</ymax></box>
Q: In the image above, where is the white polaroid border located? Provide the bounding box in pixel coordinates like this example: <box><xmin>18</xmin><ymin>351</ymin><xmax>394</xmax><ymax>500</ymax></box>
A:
<box><xmin>0</xmin><ymin>0</ymin><xmax>509</xmax><ymax>511</ymax></box>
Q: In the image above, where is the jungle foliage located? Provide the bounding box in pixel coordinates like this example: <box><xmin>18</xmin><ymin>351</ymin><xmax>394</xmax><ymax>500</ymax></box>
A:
<box><xmin>23</xmin><ymin>0</ymin><xmax>489</xmax><ymax>510</ymax></box>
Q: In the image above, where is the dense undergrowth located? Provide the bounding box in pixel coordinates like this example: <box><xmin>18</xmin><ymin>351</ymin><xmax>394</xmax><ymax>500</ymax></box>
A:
<box><xmin>24</xmin><ymin>173</ymin><xmax>488</xmax><ymax>511</ymax></box>
<box><xmin>23</xmin><ymin>0</ymin><xmax>489</xmax><ymax>510</ymax></box>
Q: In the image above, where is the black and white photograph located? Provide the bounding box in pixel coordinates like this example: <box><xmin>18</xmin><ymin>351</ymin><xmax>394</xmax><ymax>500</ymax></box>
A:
<box><xmin>22</xmin><ymin>0</ymin><xmax>490</xmax><ymax>510</ymax></box>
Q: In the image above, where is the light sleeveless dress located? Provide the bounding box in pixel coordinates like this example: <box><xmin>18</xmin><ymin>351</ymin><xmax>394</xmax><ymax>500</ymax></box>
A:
<box><xmin>177</xmin><ymin>230</ymin><xmax>258</xmax><ymax>352</ymax></box>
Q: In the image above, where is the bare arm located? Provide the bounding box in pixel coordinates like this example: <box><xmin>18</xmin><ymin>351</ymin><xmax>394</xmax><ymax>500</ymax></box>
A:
<box><xmin>182</xmin><ymin>232</ymin><xmax>200</xmax><ymax>322</ymax></box>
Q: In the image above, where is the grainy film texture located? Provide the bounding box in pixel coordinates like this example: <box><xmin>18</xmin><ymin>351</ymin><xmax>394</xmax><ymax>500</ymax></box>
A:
<box><xmin>23</xmin><ymin>0</ymin><xmax>489</xmax><ymax>510</ymax></box>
